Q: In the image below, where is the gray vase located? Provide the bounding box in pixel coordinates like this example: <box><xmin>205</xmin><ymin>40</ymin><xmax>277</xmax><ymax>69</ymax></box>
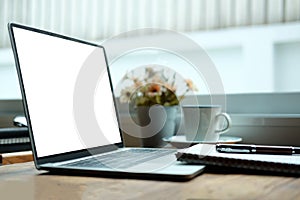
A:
<box><xmin>136</xmin><ymin>105</ymin><xmax>179</xmax><ymax>147</ymax></box>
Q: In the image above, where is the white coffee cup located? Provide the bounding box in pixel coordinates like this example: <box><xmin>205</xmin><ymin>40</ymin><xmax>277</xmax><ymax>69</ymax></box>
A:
<box><xmin>182</xmin><ymin>105</ymin><xmax>231</xmax><ymax>142</ymax></box>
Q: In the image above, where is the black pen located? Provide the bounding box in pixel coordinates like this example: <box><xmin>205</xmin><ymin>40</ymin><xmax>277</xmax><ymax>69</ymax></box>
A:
<box><xmin>216</xmin><ymin>144</ymin><xmax>300</xmax><ymax>155</ymax></box>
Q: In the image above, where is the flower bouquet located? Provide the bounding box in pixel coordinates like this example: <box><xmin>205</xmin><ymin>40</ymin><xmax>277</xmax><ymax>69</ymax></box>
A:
<box><xmin>119</xmin><ymin>66</ymin><xmax>197</xmax><ymax>106</ymax></box>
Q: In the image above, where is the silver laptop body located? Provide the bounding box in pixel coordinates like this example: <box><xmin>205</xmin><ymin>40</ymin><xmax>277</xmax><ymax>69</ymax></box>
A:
<box><xmin>8</xmin><ymin>23</ymin><xmax>205</xmax><ymax>180</ymax></box>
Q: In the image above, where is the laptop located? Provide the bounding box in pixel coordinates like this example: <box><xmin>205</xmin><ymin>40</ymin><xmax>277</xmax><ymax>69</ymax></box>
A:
<box><xmin>8</xmin><ymin>23</ymin><xmax>205</xmax><ymax>180</ymax></box>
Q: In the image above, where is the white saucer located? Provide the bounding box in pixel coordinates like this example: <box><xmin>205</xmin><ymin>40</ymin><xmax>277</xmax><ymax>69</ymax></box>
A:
<box><xmin>163</xmin><ymin>135</ymin><xmax>242</xmax><ymax>148</ymax></box>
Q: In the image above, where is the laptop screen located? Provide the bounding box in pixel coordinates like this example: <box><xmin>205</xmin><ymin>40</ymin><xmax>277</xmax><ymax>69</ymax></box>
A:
<box><xmin>11</xmin><ymin>25</ymin><xmax>122</xmax><ymax>158</ymax></box>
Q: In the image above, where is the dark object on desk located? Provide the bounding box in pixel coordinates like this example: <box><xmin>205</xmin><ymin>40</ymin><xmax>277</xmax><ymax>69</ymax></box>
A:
<box><xmin>13</xmin><ymin>115</ymin><xmax>27</xmax><ymax>127</ymax></box>
<box><xmin>216</xmin><ymin>143</ymin><xmax>300</xmax><ymax>155</ymax></box>
<box><xmin>176</xmin><ymin>144</ymin><xmax>300</xmax><ymax>175</ymax></box>
<box><xmin>0</xmin><ymin>127</ymin><xmax>31</xmax><ymax>153</ymax></box>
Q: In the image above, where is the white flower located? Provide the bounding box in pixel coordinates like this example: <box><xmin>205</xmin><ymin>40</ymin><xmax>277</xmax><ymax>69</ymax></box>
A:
<box><xmin>119</xmin><ymin>86</ymin><xmax>136</xmax><ymax>103</ymax></box>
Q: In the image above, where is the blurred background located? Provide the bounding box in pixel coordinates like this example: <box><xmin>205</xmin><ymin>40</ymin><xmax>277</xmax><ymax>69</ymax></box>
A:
<box><xmin>1</xmin><ymin>0</ymin><xmax>300</xmax><ymax>99</ymax></box>
<box><xmin>1</xmin><ymin>0</ymin><xmax>300</xmax><ymax>147</ymax></box>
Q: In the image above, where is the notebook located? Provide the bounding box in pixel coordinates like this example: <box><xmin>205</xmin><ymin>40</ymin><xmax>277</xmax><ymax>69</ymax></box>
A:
<box><xmin>8</xmin><ymin>23</ymin><xmax>205</xmax><ymax>180</ymax></box>
<box><xmin>176</xmin><ymin>144</ymin><xmax>300</xmax><ymax>175</ymax></box>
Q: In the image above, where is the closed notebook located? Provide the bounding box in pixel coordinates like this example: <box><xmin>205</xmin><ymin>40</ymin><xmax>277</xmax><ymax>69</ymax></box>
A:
<box><xmin>176</xmin><ymin>144</ymin><xmax>300</xmax><ymax>175</ymax></box>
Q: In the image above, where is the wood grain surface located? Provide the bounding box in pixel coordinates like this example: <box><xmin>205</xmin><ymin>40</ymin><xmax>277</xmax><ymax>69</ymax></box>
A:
<box><xmin>0</xmin><ymin>162</ymin><xmax>300</xmax><ymax>200</ymax></box>
<box><xmin>2</xmin><ymin>151</ymin><xmax>33</xmax><ymax>165</ymax></box>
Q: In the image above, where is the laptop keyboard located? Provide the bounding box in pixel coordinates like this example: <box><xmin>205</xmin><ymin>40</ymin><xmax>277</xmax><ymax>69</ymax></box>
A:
<box><xmin>64</xmin><ymin>148</ymin><xmax>176</xmax><ymax>169</ymax></box>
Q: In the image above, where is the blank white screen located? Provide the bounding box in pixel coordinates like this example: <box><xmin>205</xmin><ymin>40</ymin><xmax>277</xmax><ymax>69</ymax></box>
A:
<box><xmin>12</xmin><ymin>27</ymin><xmax>121</xmax><ymax>158</ymax></box>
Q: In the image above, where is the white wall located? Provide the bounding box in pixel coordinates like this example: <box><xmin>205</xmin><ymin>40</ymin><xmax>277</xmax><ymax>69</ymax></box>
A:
<box><xmin>190</xmin><ymin>22</ymin><xmax>300</xmax><ymax>94</ymax></box>
<box><xmin>110</xmin><ymin>22</ymin><xmax>300</xmax><ymax>95</ymax></box>
<box><xmin>1</xmin><ymin>22</ymin><xmax>300</xmax><ymax>99</ymax></box>
<box><xmin>274</xmin><ymin>41</ymin><xmax>300</xmax><ymax>91</ymax></box>
<box><xmin>0</xmin><ymin>49</ymin><xmax>21</xmax><ymax>99</ymax></box>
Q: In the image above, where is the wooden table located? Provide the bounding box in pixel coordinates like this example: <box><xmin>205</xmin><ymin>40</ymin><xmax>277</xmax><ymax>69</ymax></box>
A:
<box><xmin>1</xmin><ymin>162</ymin><xmax>300</xmax><ymax>200</ymax></box>
<box><xmin>1</xmin><ymin>151</ymin><xmax>33</xmax><ymax>165</ymax></box>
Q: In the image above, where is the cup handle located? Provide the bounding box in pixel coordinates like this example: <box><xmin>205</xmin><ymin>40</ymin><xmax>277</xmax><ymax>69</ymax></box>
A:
<box><xmin>215</xmin><ymin>113</ymin><xmax>232</xmax><ymax>134</ymax></box>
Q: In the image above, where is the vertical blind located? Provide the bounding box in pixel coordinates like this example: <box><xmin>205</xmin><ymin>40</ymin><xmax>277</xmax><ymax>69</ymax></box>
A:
<box><xmin>0</xmin><ymin>0</ymin><xmax>300</xmax><ymax>48</ymax></box>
